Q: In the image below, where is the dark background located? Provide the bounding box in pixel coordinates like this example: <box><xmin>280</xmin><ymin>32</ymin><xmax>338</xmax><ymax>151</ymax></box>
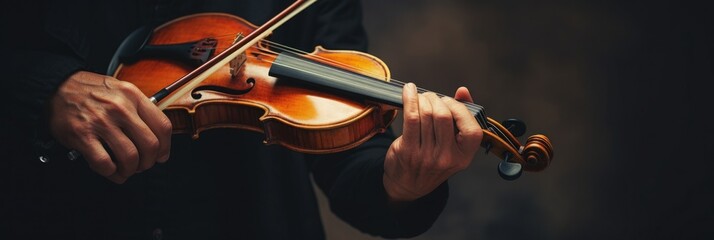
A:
<box><xmin>0</xmin><ymin>1</ymin><xmax>710</xmax><ymax>239</ymax></box>
<box><xmin>318</xmin><ymin>0</ymin><xmax>714</xmax><ymax>239</ymax></box>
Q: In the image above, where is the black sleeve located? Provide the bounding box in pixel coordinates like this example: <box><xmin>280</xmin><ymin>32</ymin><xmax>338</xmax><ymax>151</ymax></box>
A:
<box><xmin>8</xmin><ymin>52</ymin><xmax>85</xmax><ymax>159</ymax></box>
<box><xmin>306</xmin><ymin>1</ymin><xmax>449</xmax><ymax>237</ymax></box>
<box><xmin>310</xmin><ymin>0</ymin><xmax>369</xmax><ymax>52</ymax></box>
<box><xmin>2</xmin><ymin>2</ymin><xmax>87</xmax><ymax>160</ymax></box>
<box><xmin>309</xmin><ymin>129</ymin><xmax>449</xmax><ymax>238</ymax></box>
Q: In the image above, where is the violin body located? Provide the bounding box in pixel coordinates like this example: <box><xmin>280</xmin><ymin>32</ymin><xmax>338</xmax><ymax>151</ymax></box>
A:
<box><xmin>114</xmin><ymin>13</ymin><xmax>397</xmax><ymax>153</ymax></box>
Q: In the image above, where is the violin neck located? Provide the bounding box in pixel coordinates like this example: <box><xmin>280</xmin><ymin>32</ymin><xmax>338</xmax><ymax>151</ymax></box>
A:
<box><xmin>269</xmin><ymin>52</ymin><xmax>490</xmax><ymax>128</ymax></box>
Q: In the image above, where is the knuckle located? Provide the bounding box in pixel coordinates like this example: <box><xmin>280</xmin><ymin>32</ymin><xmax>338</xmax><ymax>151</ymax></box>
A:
<box><xmin>108</xmin><ymin>101</ymin><xmax>133</xmax><ymax>118</ymax></box>
<box><xmin>420</xmin><ymin>106</ymin><xmax>433</xmax><ymax>118</ymax></box>
<box><xmin>433</xmin><ymin>110</ymin><xmax>452</xmax><ymax>122</ymax></box>
<box><xmin>115</xmin><ymin>80</ymin><xmax>135</xmax><ymax>91</ymax></box>
<box><xmin>158</xmin><ymin>116</ymin><xmax>173</xmax><ymax>135</ymax></box>
<box><xmin>145</xmin><ymin>137</ymin><xmax>161</xmax><ymax>155</ymax></box>
<box><xmin>93</xmin><ymin>113</ymin><xmax>118</xmax><ymax>131</ymax></box>
<box><xmin>118</xmin><ymin>152</ymin><xmax>139</xmax><ymax>177</ymax></box>
<box><xmin>464</xmin><ymin>127</ymin><xmax>484</xmax><ymax>140</ymax></box>
<box><xmin>119</xmin><ymin>81</ymin><xmax>144</xmax><ymax>97</ymax></box>
<box><xmin>443</xmin><ymin>97</ymin><xmax>462</xmax><ymax>108</ymax></box>
<box><xmin>91</xmin><ymin>114</ymin><xmax>111</xmax><ymax>129</ymax></box>
<box><xmin>102</xmin><ymin>98</ymin><xmax>120</xmax><ymax>112</ymax></box>
<box><xmin>104</xmin><ymin>76</ymin><xmax>122</xmax><ymax>89</ymax></box>
<box><xmin>434</xmin><ymin>159</ymin><xmax>452</xmax><ymax>171</ymax></box>
<box><xmin>70</xmin><ymin>122</ymin><xmax>90</xmax><ymax>136</ymax></box>
<box><xmin>422</xmin><ymin>111</ymin><xmax>433</xmax><ymax>120</ymax></box>
<box><xmin>126</xmin><ymin>148</ymin><xmax>140</xmax><ymax>164</ymax></box>
<box><xmin>90</xmin><ymin>156</ymin><xmax>114</xmax><ymax>176</ymax></box>
<box><xmin>403</xmin><ymin>114</ymin><xmax>420</xmax><ymax>125</ymax></box>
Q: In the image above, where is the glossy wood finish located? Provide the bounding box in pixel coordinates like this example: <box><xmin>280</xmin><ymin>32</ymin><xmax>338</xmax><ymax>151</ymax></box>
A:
<box><xmin>482</xmin><ymin>118</ymin><xmax>553</xmax><ymax>172</ymax></box>
<box><xmin>114</xmin><ymin>13</ymin><xmax>397</xmax><ymax>153</ymax></box>
<box><xmin>113</xmin><ymin>13</ymin><xmax>552</xmax><ymax>171</ymax></box>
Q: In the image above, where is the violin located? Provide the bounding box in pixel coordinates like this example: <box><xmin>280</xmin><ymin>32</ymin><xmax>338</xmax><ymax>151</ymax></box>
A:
<box><xmin>89</xmin><ymin>0</ymin><xmax>553</xmax><ymax>180</ymax></box>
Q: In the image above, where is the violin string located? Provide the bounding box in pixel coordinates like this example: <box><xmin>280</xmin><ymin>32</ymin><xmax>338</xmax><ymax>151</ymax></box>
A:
<box><xmin>263</xmin><ymin>57</ymin><xmax>492</xmax><ymax>139</ymax></box>
<box><xmin>241</xmin><ymin>47</ymin><xmax>484</xmax><ymax>112</ymax></box>
<box><xmin>260</xmin><ymin>41</ymin><xmax>391</xmax><ymax>82</ymax></box>
<box><xmin>261</xmin><ymin>53</ymin><xmax>485</xmax><ymax>117</ymax></box>
<box><xmin>149</xmin><ymin>33</ymin><xmax>488</xmax><ymax>132</ymax></box>
<box><xmin>265</xmin><ymin>55</ymin><xmax>406</xmax><ymax>106</ymax></box>
<box><xmin>199</xmin><ymin>35</ymin><xmax>433</xmax><ymax>89</ymax></box>
<box><xmin>186</xmin><ymin>34</ymin><xmax>372</xmax><ymax>77</ymax></box>
<box><xmin>257</xmin><ymin>39</ymin><xmax>483</xmax><ymax>111</ymax></box>
<box><xmin>258</xmin><ymin>41</ymin><xmax>483</xmax><ymax>111</ymax></box>
<box><xmin>196</xmin><ymin>35</ymin><xmax>430</xmax><ymax>87</ymax></box>
<box><xmin>245</xmin><ymin>51</ymin><xmax>405</xmax><ymax>101</ymax></box>
<box><xmin>258</xmin><ymin>51</ymin><xmax>506</xmax><ymax>149</ymax></box>
<box><xmin>193</xmin><ymin>34</ymin><xmax>393</xmax><ymax>79</ymax></box>
<box><xmin>189</xmin><ymin>34</ymin><xmax>484</xmax><ymax>111</ymax></box>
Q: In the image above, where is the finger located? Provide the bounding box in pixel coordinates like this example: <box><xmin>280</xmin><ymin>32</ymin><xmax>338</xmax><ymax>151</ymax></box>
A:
<box><xmin>76</xmin><ymin>137</ymin><xmax>117</xmax><ymax>178</ymax></box>
<box><xmin>118</xmin><ymin>111</ymin><xmax>159</xmax><ymax>172</ymax></box>
<box><xmin>443</xmin><ymin>96</ymin><xmax>483</xmax><ymax>150</ymax></box>
<box><xmin>401</xmin><ymin>83</ymin><xmax>420</xmax><ymax>147</ymax></box>
<box><xmin>131</xmin><ymin>84</ymin><xmax>173</xmax><ymax>163</ymax></box>
<box><xmin>418</xmin><ymin>93</ymin><xmax>434</xmax><ymax>148</ymax></box>
<box><xmin>454</xmin><ymin>87</ymin><xmax>474</xmax><ymax>103</ymax></box>
<box><xmin>424</xmin><ymin>93</ymin><xmax>455</xmax><ymax>148</ymax></box>
<box><xmin>97</xmin><ymin>124</ymin><xmax>140</xmax><ymax>179</ymax></box>
<box><xmin>107</xmin><ymin>173</ymin><xmax>128</xmax><ymax>184</ymax></box>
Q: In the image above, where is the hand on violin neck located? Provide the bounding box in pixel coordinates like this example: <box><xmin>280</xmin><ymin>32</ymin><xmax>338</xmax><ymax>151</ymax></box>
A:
<box><xmin>383</xmin><ymin>83</ymin><xmax>483</xmax><ymax>203</ymax></box>
<box><xmin>49</xmin><ymin>71</ymin><xmax>173</xmax><ymax>184</ymax></box>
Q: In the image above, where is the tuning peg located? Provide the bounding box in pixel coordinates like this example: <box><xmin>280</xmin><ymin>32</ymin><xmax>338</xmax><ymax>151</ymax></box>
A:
<box><xmin>483</xmin><ymin>141</ymin><xmax>492</xmax><ymax>154</ymax></box>
<box><xmin>501</xmin><ymin>118</ymin><xmax>527</xmax><ymax>137</ymax></box>
<box><xmin>497</xmin><ymin>153</ymin><xmax>522</xmax><ymax>181</ymax></box>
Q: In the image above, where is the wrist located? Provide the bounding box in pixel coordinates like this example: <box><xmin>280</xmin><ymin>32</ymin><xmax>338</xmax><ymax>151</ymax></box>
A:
<box><xmin>382</xmin><ymin>173</ymin><xmax>422</xmax><ymax>203</ymax></box>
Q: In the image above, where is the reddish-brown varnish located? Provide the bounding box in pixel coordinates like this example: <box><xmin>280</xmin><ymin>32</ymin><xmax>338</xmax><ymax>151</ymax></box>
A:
<box><xmin>114</xmin><ymin>13</ymin><xmax>552</xmax><ymax>172</ymax></box>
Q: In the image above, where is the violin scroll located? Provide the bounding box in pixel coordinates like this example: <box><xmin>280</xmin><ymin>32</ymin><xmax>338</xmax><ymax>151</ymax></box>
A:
<box><xmin>523</xmin><ymin>134</ymin><xmax>553</xmax><ymax>171</ymax></box>
<box><xmin>481</xmin><ymin>118</ymin><xmax>553</xmax><ymax>180</ymax></box>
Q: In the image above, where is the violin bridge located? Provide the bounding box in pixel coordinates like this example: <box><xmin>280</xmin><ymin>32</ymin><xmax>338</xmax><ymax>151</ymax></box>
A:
<box><xmin>229</xmin><ymin>33</ymin><xmax>248</xmax><ymax>79</ymax></box>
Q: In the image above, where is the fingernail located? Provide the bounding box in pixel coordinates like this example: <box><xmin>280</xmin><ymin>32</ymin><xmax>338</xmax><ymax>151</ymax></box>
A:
<box><xmin>159</xmin><ymin>154</ymin><xmax>170</xmax><ymax>163</ymax></box>
<box><xmin>406</xmin><ymin>82</ymin><xmax>417</xmax><ymax>93</ymax></box>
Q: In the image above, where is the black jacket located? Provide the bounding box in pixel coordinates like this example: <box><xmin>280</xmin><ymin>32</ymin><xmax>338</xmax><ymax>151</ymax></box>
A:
<box><xmin>1</xmin><ymin>1</ymin><xmax>448</xmax><ymax>239</ymax></box>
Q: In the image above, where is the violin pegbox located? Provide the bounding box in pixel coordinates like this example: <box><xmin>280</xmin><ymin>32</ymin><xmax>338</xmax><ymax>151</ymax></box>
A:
<box><xmin>501</xmin><ymin>118</ymin><xmax>527</xmax><ymax>137</ymax></box>
<box><xmin>481</xmin><ymin>118</ymin><xmax>554</xmax><ymax>180</ymax></box>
